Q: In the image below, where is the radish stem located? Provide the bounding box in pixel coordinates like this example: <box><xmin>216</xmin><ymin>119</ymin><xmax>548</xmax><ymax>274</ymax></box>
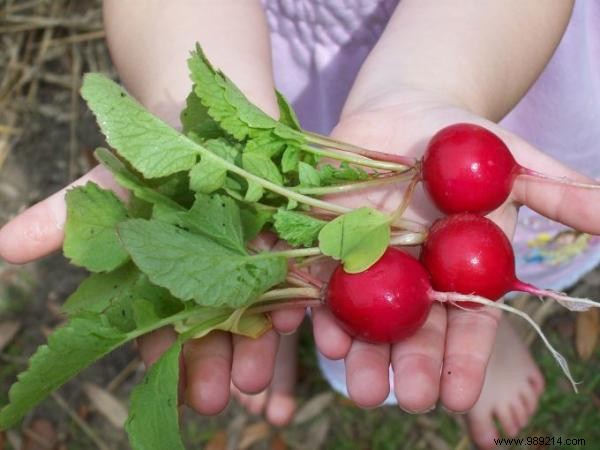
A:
<box><xmin>389</xmin><ymin>173</ymin><xmax>421</xmax><ymax>223</ymax></box>
<box><xmin>513</xmin><ymin>280</ymin><xmax>600</xmax><ymax>312</ymax></box>
<box><xmin>519</xmin><ymin>166</ymin><xmax>600</xmax><ymax>190</ymax></box>
<box><xmin>301</xmin><ymin>144</ymin><xmax>410</xmax><ymax>172</ymax></box>
<box><xmin>304</xmin><ymin>131</ymin><xmax>416</xmax><ymax>167</ymax></box>
<box><xmin>291</xmin><ymin>171</ymin><xmax>414</xmax><ymax>195</ymax></box>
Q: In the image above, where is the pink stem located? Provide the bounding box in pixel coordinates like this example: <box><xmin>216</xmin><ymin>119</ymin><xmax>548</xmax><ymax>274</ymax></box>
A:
<box><xmin>248</xmin><ymin>298</ymin><xmax>323</xmax><ymax>315</ymax></box>
<box><xmin>357</xmin><ymin>148</ymin><xmax>417</xmax><ymax>167</ymax></box>
<box><xmin>512</xmin><ymin>280</ymin><xmax>600</xmax><ymax>312</ymax></box>
<box><xmin>518</xmin><ymin>165</ymin><xmax>600</xmax><ymax>190</ymax></box>
<box><xmin>290</xmin><ymin>265</ymin><xmax>325</xmax><ymax>289</ymax></box>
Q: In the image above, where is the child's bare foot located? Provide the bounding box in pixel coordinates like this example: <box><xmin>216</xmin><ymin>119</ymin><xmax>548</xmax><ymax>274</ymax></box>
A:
<box><xmin>232</xmin><ymin>332</ymin><xmax>298</xmax><ymax>426</ymax></box>
<box><xmin>467</xmin><ymin>317</ymin><xmax>545</xmax><ymax>449</ymax></box>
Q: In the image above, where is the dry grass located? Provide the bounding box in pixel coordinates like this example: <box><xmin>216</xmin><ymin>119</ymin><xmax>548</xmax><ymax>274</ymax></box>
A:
<box><xmin>0</xmin><ymin>0</ymin><xmax>113</xmax><ymax>176</ymax></box>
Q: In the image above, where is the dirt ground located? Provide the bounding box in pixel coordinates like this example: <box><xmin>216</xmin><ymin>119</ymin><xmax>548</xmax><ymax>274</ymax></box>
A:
<box><xmin>1</xmin><ymin>2</ymin><xmax>600</xmax><ymax>450</ymax></box>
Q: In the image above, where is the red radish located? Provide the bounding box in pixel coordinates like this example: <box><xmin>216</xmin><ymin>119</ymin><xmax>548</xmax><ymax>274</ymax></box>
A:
<box><xmin>421</xmin><ymin>213</ymin><xmax>600</xmax><ymax>311</ymax></box>
<box><xmin>325</xmin><ymin>246</ymin><xmax>579</xmax><ymax>389</ymax></box>
<box><xmin>326</xmin><ymin>248</ymin><xmax>433</xmax><ymax>343</ymax></box>
<box><xmin>420</xmin><ymin>123</ymin><xmax>600</xmax><ymax>215</ymax></box>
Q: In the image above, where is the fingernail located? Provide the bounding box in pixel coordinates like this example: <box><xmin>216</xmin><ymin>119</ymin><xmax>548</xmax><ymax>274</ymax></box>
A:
<box><xmin>399</xmin><ymin>403</ymin><xmax>436</xmax><ymax>414</ymax></box>
<box><xmin>440</xmin><ymin>405</ymin><xmax>467</xmax><ymax>415</ymax></box>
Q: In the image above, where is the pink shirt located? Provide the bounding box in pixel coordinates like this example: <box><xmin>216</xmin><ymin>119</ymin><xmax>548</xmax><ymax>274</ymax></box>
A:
<box><xmin>264</xmin><ymin>0</ymin><xmax>600</xmax><ymax>292</ymax></box>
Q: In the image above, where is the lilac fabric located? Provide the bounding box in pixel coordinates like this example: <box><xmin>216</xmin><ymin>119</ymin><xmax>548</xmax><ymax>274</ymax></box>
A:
<box><xmin>262</xmin><ymin>0</ymin><xmax>600</xmax><ymax>403</ymax></box>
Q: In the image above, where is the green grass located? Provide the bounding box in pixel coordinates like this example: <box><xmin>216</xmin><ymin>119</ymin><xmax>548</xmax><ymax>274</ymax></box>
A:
<box><xmin>293</xmin><ymin>316</ymin><xmax>600</xmax><ymax>450</ymax></box>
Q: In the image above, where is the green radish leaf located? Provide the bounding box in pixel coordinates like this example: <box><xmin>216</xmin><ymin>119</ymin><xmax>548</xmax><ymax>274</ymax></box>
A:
<box><xmin>126</xmin><ymin>341</ymin><xmax>185</xmax><ymax>450</ymax></box>
<box><xmin>245</xmin><ymin>134</ymin><xmax>286</xmax><ymax>158</ymax></box>
<box><xmin>62</xmin><ymin>263</ymin><xmax>139</xmax><ymax>315</ymax></box>
<box><xmin>318</xmin><ymin>207</ymin><xmax>391</xmax><ymax>273</ymax></box>
<box><xmin>118</xmin><ymin>219</ymin><xmax>287</xmax><ymax>307</ymax></box>
<box><xmin>298</xmin><ymin>162</ymin><xmax>321</xmax><ymax>187</ymax></box>
<box><xmin>319</xmin><ymin>162</ymin><xmax>369</xmax><ymax>185</ymax></box>
<box><xmin>153</xmin><ymin>193</ymin><xmax>246</xmax><ymax>254</ymax></box>
<box><xmin>180</xmin><ymin>90</ymin><xmax>224</xmax><ymax>139</ymax></box>
<box><xmin>276</xmin><ymin>90</ymin><xmax>301</xmax><ymax>130</ymax></box>
<box><xmin>242</xmin><ymin>152</ymin><xmax>284</xmax><ymax>186</ymax></box>
<box><xmin>189</xmin><ymin>158</ymin><xmax>226</xmax><ymax>193</ymax></box>
<box><xmin>286</xmin><ymin>198</ymin><xmax>299</xmax><ymax>210</ymax></box>
<box><xmin>273</xmin><ymin>209</ymin><xmax>326</xmax><ymax>247</ymax></box>
<box><xmin>177</xmin><ymin>309</ymin><xmax>272</xmax><ymax>340</ymax></box>
<box><xmin>63</xmin><ymin>182</ymin><xmax>129</xmax><ymax>272</ymax></box>
<box><xmin>188</xmin><ymin>138</ymin><xmax>239</xmax><ymax>194</ymax></box>
<box><xmin>82</xmin><ymin>74</ymin><xmax>198</xmax><ymax>178</ymax></box>
<box><xmin>95</xmin><ymin>148</ymin><xmax>185</xmax><ymax>212</ymax></box>
<box><xmin>281</xmin><ymin>146</ymin><xmax>300</xmax><ymax>173</ymax></box>
<box><xmin>239</xmin><ymin>205</ymin><xmax>274</xmax><ymax>242</ymax></box>
<box><xmin>188</xmin><ymin>46</ymin><xmax>277</xmax><ymax>140</ymax></box>
<box><xmin>0</xmin><ymin>316</ymin><xmax>129</xmax><ymax>429</ymax></box>
<box><xmin>244</xmin><ymin>180</ymin><xmax>264</xmax><ymax>202</ymax></box>
<box><xmin>129</xmin><ymin>276</ymin><xmax>184</xmax><ymax>329</ymax></box>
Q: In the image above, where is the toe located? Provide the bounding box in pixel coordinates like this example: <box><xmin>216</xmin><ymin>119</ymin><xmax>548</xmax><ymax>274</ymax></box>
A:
<box><xmin>511</xmin><ymin>398</ymin><xmax>529</xmax><ymax>430</ymax></box>
<box><xmin>468</xmin><ymin>412</ymin><xmax>499</xmax><ymax>450</ymax></box>
<box><xmin>497</xmin><ymin>404</ymin><xmax>520</xmax><ymax>438</ymax></box>
<box><xmin>529</xmin><ymin>368</ymin><xmax>545</xmax><ymax>396</ymax></box>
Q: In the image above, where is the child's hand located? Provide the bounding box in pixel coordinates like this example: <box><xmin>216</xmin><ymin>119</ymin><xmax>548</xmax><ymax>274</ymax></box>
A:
<box><xmin>311</xmin><ymin>88</ymin><xmax>600</xmax><ymax>412</ymax></box>
<box><xmin>0</xmin><ymin>170</ymin><xmax>304</xmax><ymax>415</ymax></box>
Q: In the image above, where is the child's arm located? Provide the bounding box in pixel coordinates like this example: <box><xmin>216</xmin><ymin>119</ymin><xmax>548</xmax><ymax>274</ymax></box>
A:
<box><xmin>313</xmin><ymin>0</ymin><xmax>598</xmax><ymax>415</ymax></box>
<box><xmin>344</xmin><ymin>0</ymin><xmax>574</xmax><ymax>120</ymax></box>
<box><xmin>103</xmin><ymin>0</ymin><xmax>279</xmax><ymax>125</ymax></box>
<box><xmin>0</xmin><ymin>0</ymin><xmax>303</xmax><ymax>418</ymax></box>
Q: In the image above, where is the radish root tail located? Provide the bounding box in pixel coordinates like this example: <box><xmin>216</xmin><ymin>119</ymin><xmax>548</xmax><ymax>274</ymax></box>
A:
<box><xmin>433</xmin><ymin>291</ymin><xmax>579</xmax><ymax>393</ymax></box>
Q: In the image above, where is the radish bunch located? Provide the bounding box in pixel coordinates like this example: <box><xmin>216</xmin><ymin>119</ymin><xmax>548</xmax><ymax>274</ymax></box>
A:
<box><xmin>322</xmin><ymin>123</ymin><xmax>599</xmax><ymax>390</ymax></box>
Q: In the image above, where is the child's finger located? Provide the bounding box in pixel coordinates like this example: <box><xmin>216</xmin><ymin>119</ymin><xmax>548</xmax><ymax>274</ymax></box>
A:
<box><xmin>391</xmin><ymin>303</ymin><xmax>446</xmax><ymax>413</ymax></box>
<box><xmin>231</xmin><ymin>329</ymin><xmax>279</xmax><ymax>394</ymax></box>
<box><xmin>510</xmin><ymin>145</ymin><xmax>600</xmax><ymax>234</ymax></box>
<box><xmin>440</xmin><ymin>305</ymin><xmax>502</xmax><ymax>412</ymax></box>
<box><xmin>182</xmin><ymin>330</ymin><xmax>233</xmax><ymax>415</ymax></box>
<box><xmin>0</xmin><ymin>165</ymin><xmax>127</xmax><ymax>264</ymax></box>
<box><xmin>344</xmin><ymin>340</ymin><xmax>391</xmax><ymax>408</ymax></box>
<box><xmin>312</xmin><ymin>307</ymin><xmax>352</xmax><ymax>360</ymax></box>
<box><xmin>137</xmin><ymin>326</ymin><xmax>178</xmax><ymax>368</ymax></box>
<box><xmin>271</xmin><ymin>308</ymin><xmax>306</xmax><ymax>334</ymax></box>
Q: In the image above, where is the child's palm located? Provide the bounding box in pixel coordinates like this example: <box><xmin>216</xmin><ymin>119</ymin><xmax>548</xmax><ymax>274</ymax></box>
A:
<box><xmin>312</xmin><ymin>93</ymin><xmax>600</xmax><ymax>411</ymax></box>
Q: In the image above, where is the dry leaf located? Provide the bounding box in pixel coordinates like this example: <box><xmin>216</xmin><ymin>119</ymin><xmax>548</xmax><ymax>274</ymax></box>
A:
<box><xmin>304</xmin><ymin>416</ymin><xmax>330</xmax><ymax>450</ymax></box>
<box><xmin>238</xmin><ymin>421</ymin><xmax>271</xmax><ymax>450</ymax></box>
<box><xmin>0</xmin><ymin>321</ymin><xmax>20</xmax><ymax>352</ymax></box>
<box><xmin>83</xmin><ymin>382</ymin><xmax>128</xmax><ymax>429</ymax></box>
<box><xmin>226</xmin><ymin>413</ymin><xmax>248</xmax><ymax>450</ymax></box>
<box><xmin>6</xmin><ymin>430</ymin><xmax>20</xmax><ymax>450</ymax></box>
<box><xmin>21</xmin><ymin>419</ymin><xmax>57</xmax><ymax>450</ymax></box>
<box><xmin>423</xmin><ymin>431</ymin><xmax>451</xmax><ymax>450</ymax></box>
<box><xmin>292</xmin><ymin>392</ymin><xmax>334</xmax><ymax>426</ymax></box>
<box><xmin>270</xmin><ymin>433</ymin><xmax>288</xmax><ymax>450</ymax></box>
<box><xmin>205</xmin><ymin>430</ymin><xmax>227</xmax><ymax>450</ymax></box>
<box><xmin>576</xmin><ymin>309</ymin><xmax>599</xmax><ymax>361</ymax></box>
